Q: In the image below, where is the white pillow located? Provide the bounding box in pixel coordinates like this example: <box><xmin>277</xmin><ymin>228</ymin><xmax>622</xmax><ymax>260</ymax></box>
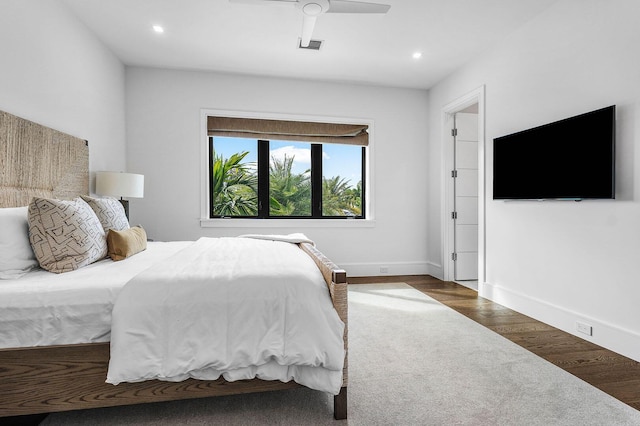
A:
<box><xmin>0</xmin><ymin>206</ymin><xmax>38</xmax><ymax>279</ymax></box>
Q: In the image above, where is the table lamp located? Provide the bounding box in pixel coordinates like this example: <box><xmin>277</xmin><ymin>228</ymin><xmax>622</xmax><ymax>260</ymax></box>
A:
<box><xmin>95</xmin><ymin>171</ymin><xmax>144</xmax><ymax>220</ymax></box>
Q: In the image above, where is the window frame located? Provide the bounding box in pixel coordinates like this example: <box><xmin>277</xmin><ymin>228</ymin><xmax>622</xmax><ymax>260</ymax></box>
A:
<box><xmin>200</xmin><ymin>109</ymin><xmax>374</xmax><ymax>228</ymax></box>
<box><xmin>209</xmin><ymin>138</ymin><xmax>366</xmax><ymax>219</ymax></box>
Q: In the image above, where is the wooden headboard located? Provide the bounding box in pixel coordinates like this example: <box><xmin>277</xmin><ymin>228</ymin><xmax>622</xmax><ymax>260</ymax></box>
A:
<box><xmin>0</xmin><ymin>110</ymin><xmax>89</xmax><ymax>208</ymax></box>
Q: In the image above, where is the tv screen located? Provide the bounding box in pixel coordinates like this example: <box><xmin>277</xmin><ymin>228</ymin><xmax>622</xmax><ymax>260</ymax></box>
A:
<box><xmin>493</xmin><ymin>105</ymin><xmax>615</xmax><ymax>200</ymax></box>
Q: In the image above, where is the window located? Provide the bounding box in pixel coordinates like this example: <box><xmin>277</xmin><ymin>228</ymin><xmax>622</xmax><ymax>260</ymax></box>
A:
<box><xmin>210</xmin><ymin>136</ymin><xmax>366</xmax><ymax>219</ymax></box>
<box><xmin>206</xmin><ymin>115</ymin><xmax>369</xmax><ymax>221</ymax></box>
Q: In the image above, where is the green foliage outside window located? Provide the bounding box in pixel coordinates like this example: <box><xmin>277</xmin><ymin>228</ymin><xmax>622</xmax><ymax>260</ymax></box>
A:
<box><xmin>269</xmin><ymin>154</ymin><xmax>311</xmax><ymax>216</ymax></box>
<box><xmin>212</xmin><ymin>151</ymin><xmax>257</xmax><ymax>217</ymax></box>
<box><xmin>323</xmin><ymin>177</ymin><xmax>362</xmax><ymax>217</ymax></box>
<box><xmin>213</xmin><ymin>151</ymin><xmax>361</xmax><ymax>218</ymax></box>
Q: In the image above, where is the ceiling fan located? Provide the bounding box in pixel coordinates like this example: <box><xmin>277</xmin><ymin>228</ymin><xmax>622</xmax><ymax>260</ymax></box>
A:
<box><xmin>229</xmin><ymin>0</ymin><xmax>391</xmax><ymax>48</ymax></box>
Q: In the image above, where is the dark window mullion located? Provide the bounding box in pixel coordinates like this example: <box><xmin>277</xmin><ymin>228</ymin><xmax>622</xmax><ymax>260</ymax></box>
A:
<box><xmin>311</xmin><ymin>144</ymin><xmax>323</xmax><ymax>218</ymax></box>
<box><xmin>257</xmin><ymin>140</ymin><xmax>270</xmax><ymax>218</ymax></box>
<box><xmin>360</xmin><ymin>146</ymin><xmax>366</xmax><ymax>219</ymax></box>
<box><xmin>209</xmin><ymin>137</ymin><xmax>215</xmax><ymax>218</ymax></box>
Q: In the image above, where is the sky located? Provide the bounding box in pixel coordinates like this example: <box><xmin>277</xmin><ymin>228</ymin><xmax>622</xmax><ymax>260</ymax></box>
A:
<box><xmin>213</xmin><ymin>137</ymin><xmax>362</xmax><ymax>188</ymax></box>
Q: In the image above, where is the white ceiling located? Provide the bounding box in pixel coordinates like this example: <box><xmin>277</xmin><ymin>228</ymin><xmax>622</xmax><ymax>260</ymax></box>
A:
<box><xmin>61</xmin><ymin>0</ymin><xmax>558</xmax><ymax>90</ymax></box>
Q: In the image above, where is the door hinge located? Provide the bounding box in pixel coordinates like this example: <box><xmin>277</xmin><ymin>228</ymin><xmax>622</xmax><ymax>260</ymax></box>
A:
<box><xmin>451</xmin><ymin>252</ymin><xmax>457</xmax><ymax>261</ymax></box>
<box><xmin>451</xmin><ymin>170</ymin><xmax>458</xmax><ymax>178</ymax></box>
<box><xmin>451</xmin><ymin>211</ymin><xmax>457</xmax><ymax>220</ymax></box>
<box><xmin>451</xmin><ymin>128</ymin><xmax>458</xmax><ymax>137</ymax></box>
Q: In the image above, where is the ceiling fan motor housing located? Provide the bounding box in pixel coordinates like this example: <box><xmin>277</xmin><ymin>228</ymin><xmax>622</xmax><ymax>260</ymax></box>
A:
<box><xmin>298</xmin><ymin>0</ymin><xmax>330</xmax><ymax>16</ymax></box>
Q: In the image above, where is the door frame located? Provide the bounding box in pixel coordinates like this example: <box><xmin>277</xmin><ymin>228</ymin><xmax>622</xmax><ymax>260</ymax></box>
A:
<box><xmin>441</xmin><ymin>85</ymin><xmax>486</xmax><ymax>288</ymax></box>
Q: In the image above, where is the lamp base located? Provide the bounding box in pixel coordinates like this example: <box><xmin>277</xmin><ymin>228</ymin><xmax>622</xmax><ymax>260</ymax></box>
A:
<box><xmin>119</xmin><ymin>199</ymin><xmax>130</xmax><ymax>221</ymax></box>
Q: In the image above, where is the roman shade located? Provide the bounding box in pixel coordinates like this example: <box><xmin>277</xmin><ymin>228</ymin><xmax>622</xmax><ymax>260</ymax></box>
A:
<box><xmin>207</xmin><ymin>116</ymin><xmax>368</xmax><ymax>146</ymax></box>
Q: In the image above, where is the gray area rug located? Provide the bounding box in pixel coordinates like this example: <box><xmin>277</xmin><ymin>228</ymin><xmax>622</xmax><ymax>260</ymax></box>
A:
<box><xmin>42</xmin><ymin>283</ymin><xmax>640</xmax><ymax>425</ymax></box>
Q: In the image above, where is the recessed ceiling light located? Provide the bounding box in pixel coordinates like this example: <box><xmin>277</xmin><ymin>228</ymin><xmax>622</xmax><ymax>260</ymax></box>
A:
<box><xmin>152</xmin><ymin>25</ymin><xmax>164</xmax><ymax>33</ymax></box>
<box><xmin>412</xmin><ymin>52</ymin><xmax>422</xmax><ymax>59</ymax></box>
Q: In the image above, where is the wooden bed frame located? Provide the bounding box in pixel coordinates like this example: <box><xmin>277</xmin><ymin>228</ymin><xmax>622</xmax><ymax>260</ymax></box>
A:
<box><xmin>0</xmin><ymin>110</ymin><xmax>348</xmax><ymax>420</ymax></box>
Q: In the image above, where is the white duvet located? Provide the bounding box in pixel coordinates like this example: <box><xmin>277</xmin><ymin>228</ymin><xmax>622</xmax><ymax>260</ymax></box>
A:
<box><xmin>0</xmin><ymin>241</ymin><xmax>192</xmax><ymax>349</ymax></box>
<box><xmin>106</xmin><ymin>237</ymin><xmax>345</xmax><ymax>395</ymax></box>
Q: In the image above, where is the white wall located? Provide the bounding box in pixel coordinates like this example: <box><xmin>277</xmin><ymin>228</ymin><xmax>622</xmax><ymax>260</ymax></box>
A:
<box><xmin>125</xmin><ymin>67</ymin><xmax>430</xmax><ymax>276</ymax></box>
<box><xmin>427</xmin><ymin>0</ymin><xmax>640</xmax><ymax>361</ymax></box>
<box><xmin>0</xmin><ymin>0</ymin><xmax>126</xmax><ymax>175</ymax></box>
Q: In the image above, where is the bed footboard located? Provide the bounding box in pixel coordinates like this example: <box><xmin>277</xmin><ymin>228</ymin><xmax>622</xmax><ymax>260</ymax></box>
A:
<box><xmin>300</xmin><ymin>242</ymin><xmax>348</xmax><ymax>420</ymax></box>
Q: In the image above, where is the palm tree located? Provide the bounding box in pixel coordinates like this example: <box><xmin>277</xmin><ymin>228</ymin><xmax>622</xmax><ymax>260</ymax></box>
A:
<box><xmin>269</xmin><ymin>154</ymin><xmax>311</xmax><ymax>216</ymax></box>
<box><xmin>212</xmin><ymin>151</ymin><xmax>258</xmax><ymax>216</ymax></box>
<box><xmin>322</xmin><ymin>176</ymin><xmax>362</xmax><ymax>216</ymax></box>
<box><xmin>345</xmin><ymin>180</ymin><xmax>363</xmax><ymax>215</ymax></box>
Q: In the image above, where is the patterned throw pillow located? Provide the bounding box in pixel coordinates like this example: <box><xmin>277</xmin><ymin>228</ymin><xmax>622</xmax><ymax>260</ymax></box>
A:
<box><xmin>28</xmin><ymin>197</ymin><xmax>108</xmax><ymax>273</ymax></box>
<box><xmin>81</xmin><ymin>195</ymin><xmax>130</xmax><ymax>232</ymax></box>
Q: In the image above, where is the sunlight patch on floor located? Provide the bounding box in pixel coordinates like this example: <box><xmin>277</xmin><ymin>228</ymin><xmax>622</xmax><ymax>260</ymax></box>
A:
<box><xmin>348</xmin><ymin>283</ymin><xmax>448</xmax><ymax>312</ymax></box>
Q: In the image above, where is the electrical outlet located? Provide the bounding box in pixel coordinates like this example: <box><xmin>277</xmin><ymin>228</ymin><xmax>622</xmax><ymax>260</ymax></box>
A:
<box><xmin>576</xmin><ymin>321</ymin><xmax>593</xmax><ymax>336</ymax></box>
<box><xmin>380</xmin><ymin>266</ymin><xmax>389</xmax><ymax>274</ymax></box>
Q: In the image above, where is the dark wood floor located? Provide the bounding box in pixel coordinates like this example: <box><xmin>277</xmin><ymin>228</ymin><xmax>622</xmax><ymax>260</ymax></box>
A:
<box><xmin>350</xmin><ymin>275</ymin><xmax>640</xmax><ymax>411</ymax></box>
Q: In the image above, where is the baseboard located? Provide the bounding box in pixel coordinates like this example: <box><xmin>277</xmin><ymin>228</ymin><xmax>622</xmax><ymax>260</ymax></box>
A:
<box><xmin>342</xmin><ymin>261</ymin><xmax>432</xmax><ymax>278</ymax></box>
<box><xmin>427</xmin><ymin>261</ymin><xmax>444</xmax><ymax>280</ymax></box>
<box><xmin>482</xmin><ymin>281</ymin><xmax>640</xmax><ymax>363</ymax></box>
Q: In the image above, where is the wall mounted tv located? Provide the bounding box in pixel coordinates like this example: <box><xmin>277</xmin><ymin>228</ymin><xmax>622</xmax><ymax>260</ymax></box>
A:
<box><xmin>493</xmin><ymin>105</ymin><xmax>615</xmax><ymax>200</ymax></box>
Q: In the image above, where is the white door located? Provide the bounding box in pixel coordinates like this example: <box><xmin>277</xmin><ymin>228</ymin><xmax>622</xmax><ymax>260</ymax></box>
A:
<box><xmin>453</xmin><ymin>112</ymin><xmax>479</xmax><ymax>281</ymax></box>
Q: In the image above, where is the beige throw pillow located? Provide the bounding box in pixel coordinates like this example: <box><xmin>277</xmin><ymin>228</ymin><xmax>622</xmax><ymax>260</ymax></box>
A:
<box><xmin>28</xmin><ymin>197</ymin><xmax>107</xmax><ymax>273</ymax></box>
<box><xmin>81</xmin><ymin>195</ymin><xmax>130</xmax><ymax>232</ymax></box>
<box><xmin>107</xmin><ymin>226</ymin><xmax>147</xmax><ymax>261</ymax></box>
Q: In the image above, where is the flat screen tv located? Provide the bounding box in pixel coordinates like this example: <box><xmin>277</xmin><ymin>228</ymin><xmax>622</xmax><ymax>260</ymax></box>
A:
<box><xmin>493</xmin><ymin>105</ymin><xmax>615</xmax><ymax>200</ymax></box>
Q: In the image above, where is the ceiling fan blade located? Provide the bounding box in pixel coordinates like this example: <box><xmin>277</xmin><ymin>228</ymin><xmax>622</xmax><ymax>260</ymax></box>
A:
<box><xmin>327</xmin><ymin>0</ymin><xmax>390</xmax><ymax>14</ymax></box>
<box><xmin>229</xmin><ymin>0</ymin><xmax>297</xmax><ymax>6</ymax></box>
<box><xmin>300</xmin><ymin>14</ymin><xmax>317</xmax><ymax>47</ymax></box>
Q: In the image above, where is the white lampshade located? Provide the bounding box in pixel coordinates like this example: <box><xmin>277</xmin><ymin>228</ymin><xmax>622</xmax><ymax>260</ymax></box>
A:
<box><xmin>95</xmin><ymin>172</ymin><xmax>144</xmax><ymax>199</ymax></box>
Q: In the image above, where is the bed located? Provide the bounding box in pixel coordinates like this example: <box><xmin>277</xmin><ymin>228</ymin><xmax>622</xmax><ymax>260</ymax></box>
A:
<box><xmin>0</xmin><ymin>110</ymin><xmax>348</xmax><ymax>420</ymax></box>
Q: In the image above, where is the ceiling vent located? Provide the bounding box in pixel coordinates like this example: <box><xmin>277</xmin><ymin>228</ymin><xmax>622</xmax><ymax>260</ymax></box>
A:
<box><xmin>298</xmin><ymin>39</ymin><xmax>323</xmax><ymax>51</ymax></box>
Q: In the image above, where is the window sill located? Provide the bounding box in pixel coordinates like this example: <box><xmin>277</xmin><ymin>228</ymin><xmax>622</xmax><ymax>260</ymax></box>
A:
<box><xmin>200</xmin><ymin>218</ymin><xmax>375</xmax><ymax>228</ymax></box>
